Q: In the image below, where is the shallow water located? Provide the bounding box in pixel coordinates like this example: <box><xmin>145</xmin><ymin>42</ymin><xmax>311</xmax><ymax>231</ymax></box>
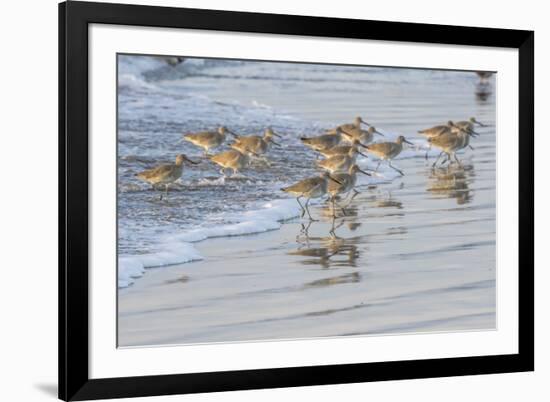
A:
<box><xmin>117</xmin><ymin>55</ymin><xmax>496</xmax><ymax>346</ymax></box>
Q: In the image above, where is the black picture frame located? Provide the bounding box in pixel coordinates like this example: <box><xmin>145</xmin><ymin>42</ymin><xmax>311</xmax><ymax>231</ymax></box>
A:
<box><xmin>59</xmin><ymin>1</ymin><xmax>534</xmax><ymax>400</ymax></box>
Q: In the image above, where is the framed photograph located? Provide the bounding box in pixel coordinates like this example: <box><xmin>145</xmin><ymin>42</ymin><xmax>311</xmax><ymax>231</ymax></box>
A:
<box><xmin>59</xmin><ymin>1</ymin><xmax>534</xmax><ymax>400</ymax></box>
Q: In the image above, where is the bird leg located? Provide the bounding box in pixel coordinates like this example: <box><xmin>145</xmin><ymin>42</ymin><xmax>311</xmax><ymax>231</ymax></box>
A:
<box><xmin>375</xmin><ymin>161</ymin><xmax>382</xmax><ymax>172</ymax></box>
<box><xmin>304</xmin><ymin>198</ymin><xmax>317</xmax><ymax>221</ymax></box>
<box><xmin>468</xmin><ymin>145</ymin><xmax>475</xmax><ymax>150</ymax></box>
<box><xmin>388</xmin><ymin>161</ymin><xmax>404</xmax><ymax>176</ymax></box>
<box><xmin>453</xmin><ymin>153</ymin><xmax>463</xmax><ymax>167</ymax></box>
<box><xmin>432</xmin><ymin>151</ymin><xmax>444</xmax><ymax>168</ymax></box>
<box><xmin>296</xmin><ymin>197</ymin><xmax>306</xmax><ymax>218</ymax></box>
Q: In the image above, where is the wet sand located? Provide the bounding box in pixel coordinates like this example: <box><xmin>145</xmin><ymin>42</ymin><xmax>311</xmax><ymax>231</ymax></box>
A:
<box><xmin>119</xmin><ymin>160</ymin><xmax>496</xmax><ymax>346</ymax></box>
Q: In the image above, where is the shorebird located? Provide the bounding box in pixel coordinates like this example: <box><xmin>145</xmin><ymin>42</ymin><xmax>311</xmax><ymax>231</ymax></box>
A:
<box><xmin>428</xmin><ymin>129</ymin><xmax>474</xmax><ymax>167</ymax></box>
<box><xmin>162</xmin><ymin>56</ymin><xmax>185</xmax><ymax>66</ymax></box>
<box><xmin>418</xmin><ymin>121</ymin><xmax>470</xmax><ymax>159</ymax></box>
<box><xmin>209</xmin><ymin>149</ymin><xmax>250</xmax><ymax>176</ymax></box>
<box><xmin>135</xmin><ymin>154</ymin><xmax>198</xmax><ymax>199</ymax></box>
<box><xmin>327</xmin><ymin>164</ymin><xmax>371</xmax><ymax>217</ymax></box>
<box><xmin>341</xmin><ymin>126</ymin><xmax>384</xmax><ymax>145</ymax></box>
<box><xmin>281</xmin><ymin>172</ymin><xmax>342</xmax><ymax>221</ymax></box>
<box><xmin>325</xmin><ymin>116</ymin><xmax>370</xmax><ymax>135</ymax></box>
<box><xmin>454</xmin><ymin>117</ymin><xmax>485</xmax><ymax>133</ymax></box>
<box><xmin>476</xmin><ymin>71</ymin><xmax>493</xmax><ymax>83</ymax></box>
<box><xmin>229</xmin><ymin>128</ymin><xmax>282</xmax><ymax>164</ymax></box>
<box><xmin>316</xmin><ymin>144</ymin><xmax>367</xmax><ymax>174</ymax></box>
<box><xmin>418</xmin><ymin>121</ymin><xmax>457</xmax><ymax>139</ymax></box>
<box><xmin>300</xmin><ymin>128</ymin><xmax>343</xmax><ymax>154</ymax></box>
<box><xmin>318</xmin><ymin>139</ymin><xmax>366</xmax><ymax>158</ymax></box>
<box><xmin>183</xmin><ymin>126</ymin><xmax>235</xmax><ymax>156</ymax></box>
<box><xmin>365</xmin><ymin>136</ymin><xmax>413</xmax><ymax>176</ymax></box>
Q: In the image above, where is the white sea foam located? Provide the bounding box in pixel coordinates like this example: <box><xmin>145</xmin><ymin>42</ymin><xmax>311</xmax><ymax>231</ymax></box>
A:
<box><xmin>118</xmin><ymin>198</ymin><xmax>302</xmax><ymax>288</ymax></box>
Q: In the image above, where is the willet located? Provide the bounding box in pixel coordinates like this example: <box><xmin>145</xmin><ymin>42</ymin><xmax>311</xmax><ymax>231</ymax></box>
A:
<box><xmin>365</xmin><ymin>136</ymin><xmax>413</xmax><ymax>176</ymax></box>
<box><xmin>327</xmin><ymin>164</ymin><xmax>371</xmax><ymax>217</ymax></box>
<box><xmin>281</xmin><ymin>172</ymin><xmax>342</xmax><ymax>221</ymax></box>
<box><xmin>428</xmin><ymin>129</ymin><xmax>474</xmax><ymax>167</ymax></box>
<box><xmin>418</xmin><ymin>121</ymin><xmax>456</xmax><ymax>139</ymax></box>
<box><xmin>418</xmin><ymin>121</ymin><xmax>467</xmax><ymax>159</ymax></box>
<box><xmin>209</xmin><ymin>149</ymin><xmax>250</xmax><ymax>176</ymax></box>
<box><xmin>476</xmin><ymin>71</ymin><xmax>493</xmax><ymax>84</ymax></box>
<box><xmin>325</xmin><ymin>116</ymin><xmax>370</xmax><ymax>135</ymax></box>
<box><xmin>454</xmin><ymin>117</ymin><xmax>485</xmax><ymax>133</ymax></box>
<box><xmin>316</xmin><ymin>144</ymin><xmax>367</xmax><ymax>174</ymax></box>
<box><xmin>341</xmin><ymin>126</ymin><xmax>384</xmax><ymax>145</ymax></box>
<box><xmin>229</xmin><ymin>128</ymin><xmax>282</xmax><ymax>164</ymax></box>
<box><xmin>318</xmin><ymin>139</ymin><xmax>366</xmax><ymax>158</ymax></box>
<box><xmin>300</xmin><ymin>129</ymin><xmax>343</xmax><ymax>153</ymax></box>
<box><xmin>183</xmin><ymin>126</ymin><xmax>235</xmax><ymax>155</ymax></box>
<box><xmin>135</xmin><ymin>154</ymin><xmax>198</xmax><ymax>199</ymax></box>
<box><xmin>162</xmin><ymin>56</ymin><xmax>185</xmax><ymax>66</ymax></box>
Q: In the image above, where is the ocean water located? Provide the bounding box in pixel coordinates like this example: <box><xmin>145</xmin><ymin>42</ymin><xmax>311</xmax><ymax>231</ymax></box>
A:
<box><xmin>117</xmin><ymin>55</ymin><xmax>496</xmax><ymax>345</ymax></box>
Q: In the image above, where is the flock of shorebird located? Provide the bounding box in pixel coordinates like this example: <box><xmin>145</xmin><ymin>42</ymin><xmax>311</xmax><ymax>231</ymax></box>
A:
<box><xmin>135</xmin><ymin>115</ymin><xmax>485</xmax><ymax>219</ymax></box>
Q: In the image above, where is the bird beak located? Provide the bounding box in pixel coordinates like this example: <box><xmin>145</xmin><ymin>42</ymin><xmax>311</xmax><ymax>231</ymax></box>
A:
<box><xmin>269</xmin><ymin>138</ymin><xmax>281</xmax><ymax>147</ymax></box>
<box><xmin>340</xmin><ymin>129</ymin><xmax>353</xmax><ymax>139</ymax></box>
<box><xmin>374</xmin><ymin>129</ymin><xmax>385</xmax><ymax>137</ymax></box>
<box><xmin>329</xmin><ymin>176</ymin><xmax>343</xmax><ymax>185</ymax></box>
<box><xmin>271</xmin><ymin>131</ymin><xmax>283</xmax><ymax>138</ymax></box>
<box><xmin>358</xmin><ymin>168</ymin><xmax>371</xmax><ymax>176</ymax></box>
<box><xmin>404</xmin><ymin>139</ymin><xmax>414</xmax><ymax>145</ymax></box>
<box><xmin>474</xmin><ymin>120</ymin><xmax>486</xmax><ymax>127</ymax></box>
<box><xmin>184</xmin><ymin>155</ymin><xmax>199</xmax><ymax>164</ymax></box>
<box><xmin>360</xmin><ymin>119</ymin><xmax>372</xmax><ymax>127</ymax></box>
<box><xmin>358</xmin><ymin>150</ymin><xmax>369</xmax><ymax>158</ymax></box>
<box><xmin>227</xmin><ymin>129</ymin><xmax>238</xmax><ymax>137</ymax></box>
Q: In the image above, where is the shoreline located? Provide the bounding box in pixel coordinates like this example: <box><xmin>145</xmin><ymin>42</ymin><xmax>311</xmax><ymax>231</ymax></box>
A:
<box><xmin>119</xmin><ymin>175</ymin><xmax>496</xmax><ymax>347</ymax></box>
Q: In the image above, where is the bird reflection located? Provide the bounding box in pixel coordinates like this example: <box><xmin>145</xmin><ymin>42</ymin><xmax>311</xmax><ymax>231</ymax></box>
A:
<box><xmin>365</xmin><ymin>190</ymin><xmax>404</xmax><ymax>213</ymax></box>
<box><xmin>289</xmin><ymin>219</ymin><xmax>361</xmax><ymax>268</ymax></box>
<box><xmin>475</xmin><ymin>83</ymin><xmax>492</xmax><ymax>102</ymax></box>
<box><xmin>427</xmin><ymin>164</ymin><xmax>474</xmax><ymax>204</ymax></box>
<box><xmin>474</xmin><ymin>71</ymin><xmax>493</xmax><ymax>102</ymax></box>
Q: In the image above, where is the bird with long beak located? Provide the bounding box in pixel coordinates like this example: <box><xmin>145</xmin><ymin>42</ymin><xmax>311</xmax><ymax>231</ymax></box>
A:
<box><xmin>229</xmin><ymin>128</ymin><xmax>282</xmax><ymax>164</ymax></box>
<box><xmin>182</xmin><ymin>126</ymin><xmax>236</xmax><ymax>156</ymax></box>
<box><xmin>325</xmin><ymin>116</ymin><xmax>371</xmax><ymax>135</ymax></box>
<box><xmin>135</xmin><ymin>154</ymin><xmax>199</xmax><ymax>200</ymax></box>
<box><xmin>318</xmin><ymin>139</ymin><xmax>367</xmax><ymax>158</ymax></box>
<box><xmin>365</xmin><ymin>135</ymin><xmax>413</xmax><ymax>176</ymax></box>
<box><xmin>208</xmin><ymin>149</ymin><xmax>252</xmax><ymax>176</ymax></box>
<box><xmin>428</xmin><ymin>128</ymin><xmax>476</xmax><ymax>168</ymax></box>
<box><xmin>281</xmin><ymin>172</ymin><xmax>343</xmax><ymax>221</ymax></box>
<box><xmin>327</xmin><ymin>164</ymin><xmax>372</xmax><ymax>217</ymax></box>
<box><xmin>418</xmin><ymin>121</ymin><xmax>477</xmax><ymax>159</ymax></box>
<box><xmin>316</xmin><ymin>143</ymin><xmax>368</xmax><ymax>174</ymax></box>
<box><xmin>454</xmin><ymin>117</ymin><xmax>485</xmax><ymax>134</ymax></box>
<box><xmin>300</xmin><ymin>128</ymin><xmax>345</xmax><ymax>154</ymax></box>
<box><xmin>341</xmin><ymin>126</ymin><xmax>385</xmax><ymax>145</ymax></box>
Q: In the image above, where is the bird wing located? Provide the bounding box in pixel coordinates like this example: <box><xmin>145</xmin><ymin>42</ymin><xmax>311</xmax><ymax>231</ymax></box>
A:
<box><xmin>367</xmin><ymin>142</ymin><xmax>394</xmax><ymax>155</ymax></box>
<box><xmin>210</xmin><ymin>150</ymin><xmax>240</xmax><ymax>164</ymax></box>
<box><xmin>136</xmin><ymin>164</ymin><xmax>172</xmax><ymax>181</ymax></box>
<box><xmin>283</xmin><ymin>177</ymin><xmax>320</xmax><ymax>194</ymax></box>
<box><xmin>185</xmin><ymin>131</ymin><xmax>217</xmax><ymax>141</ymax></box>
<box><xmin>428</xmin><ymin>132</ymin><xmax>460</xmax><ymax>148</ymax></box>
